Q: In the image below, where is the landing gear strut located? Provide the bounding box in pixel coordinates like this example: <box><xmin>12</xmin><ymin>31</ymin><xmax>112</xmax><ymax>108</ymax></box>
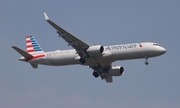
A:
<box><xmin>79</xmin><ymin>58</ymin><xmax>85</xmax><ymax>64</ymax></box>
<box><xmin>144</xmin><ymin>56</ymin><xmax>149</xmax><ymax>65</ymax></box>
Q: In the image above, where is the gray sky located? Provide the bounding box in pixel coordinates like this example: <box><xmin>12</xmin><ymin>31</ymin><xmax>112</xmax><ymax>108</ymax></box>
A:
<box><xmin>0</xmin><ymin>0</ymin><xmax>179</xmax><ymax>108</ymax></box>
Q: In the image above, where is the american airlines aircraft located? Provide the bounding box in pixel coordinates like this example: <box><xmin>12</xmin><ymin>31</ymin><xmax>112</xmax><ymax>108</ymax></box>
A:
<box><xmin>12</xmin><ymin>12</ymin><xmax>166</xmax><ymax>82</ymax></box>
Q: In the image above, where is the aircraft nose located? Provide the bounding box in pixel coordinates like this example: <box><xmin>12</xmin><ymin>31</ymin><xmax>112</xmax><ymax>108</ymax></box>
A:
<box><xmin>159</xmin><ymin>47</ymin><xmax>166</xmax><ymax>55</ymax></box>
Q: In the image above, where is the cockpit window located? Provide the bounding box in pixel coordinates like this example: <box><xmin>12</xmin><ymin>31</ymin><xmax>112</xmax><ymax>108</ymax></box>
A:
<box><xmin>153</xmin><ymin>43</ymin><xmax>160</xmax><ymax>46</ymax></box>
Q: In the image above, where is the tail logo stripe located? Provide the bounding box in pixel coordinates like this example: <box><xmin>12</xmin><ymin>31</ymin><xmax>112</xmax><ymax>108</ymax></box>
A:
<box><xmin>26</xmin><ymin>36</ymin><xmax>44</xmax><ymax>54</ymax></box>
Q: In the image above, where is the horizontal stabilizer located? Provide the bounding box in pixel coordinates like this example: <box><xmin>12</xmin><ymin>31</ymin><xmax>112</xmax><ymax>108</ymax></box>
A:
<box><xmin>12</xmin><ymin>46</ymin><xmax>32</xmax><ymax>58</ymax></box>
<box><xmin>30</xmin><ymin>63</ymin><xmax>38</xmax><ymax>68</ymax></box>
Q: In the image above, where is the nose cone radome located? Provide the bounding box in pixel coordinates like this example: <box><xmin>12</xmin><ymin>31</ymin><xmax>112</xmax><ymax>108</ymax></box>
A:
<box><xmin>159</xmin><ymin>47</ymin><xmax>166</xmax><ymax>55</ymax></box>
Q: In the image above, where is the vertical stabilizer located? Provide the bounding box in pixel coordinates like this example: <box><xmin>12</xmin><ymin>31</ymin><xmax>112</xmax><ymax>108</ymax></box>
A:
<box><xmin>26</xmin><ymin>36</ymin><xmax>44</xmax><ymax>54</ymax></box>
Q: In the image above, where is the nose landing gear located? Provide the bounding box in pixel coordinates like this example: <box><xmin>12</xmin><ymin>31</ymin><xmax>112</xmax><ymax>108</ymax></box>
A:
<box><xmin>144</xmin><ymin>56</ymin><xmax>149</xmax><ymax>65</ymax></box>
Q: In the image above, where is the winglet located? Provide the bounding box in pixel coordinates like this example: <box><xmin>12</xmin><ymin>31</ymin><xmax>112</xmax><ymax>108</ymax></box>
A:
<box><xmin>44</xmin><ymin>12</ymin><xmax>50</xmax><ymax>20</ymax></box>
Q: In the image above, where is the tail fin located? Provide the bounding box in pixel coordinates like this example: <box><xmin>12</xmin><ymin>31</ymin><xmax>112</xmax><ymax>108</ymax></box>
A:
<box><xmin>26</xmin><ymin>36</ymin><xmax>44</xmax><ymax>54</ymax></box>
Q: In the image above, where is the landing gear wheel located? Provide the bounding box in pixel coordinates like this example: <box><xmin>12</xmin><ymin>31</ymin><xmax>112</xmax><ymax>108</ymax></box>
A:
<box><xmin>93</xmin><ymin>72</ymin><xmax>99</xmax><ymax>78</ymax></box>
<box><xmin>144</xmin><ymin>61</ymin><xmax>149</xmax><ymax>65</ymax></box>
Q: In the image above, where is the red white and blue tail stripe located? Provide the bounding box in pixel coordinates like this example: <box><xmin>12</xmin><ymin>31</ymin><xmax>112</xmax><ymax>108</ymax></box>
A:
<box><xmin>26</xmin><ymin>36</ymin><xmax>44</xmax><ymax>54</ymax></box>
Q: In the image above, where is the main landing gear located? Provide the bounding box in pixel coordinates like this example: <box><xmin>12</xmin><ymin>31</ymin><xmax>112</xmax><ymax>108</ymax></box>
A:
<box><xmin>144</xmin><ymin>56</ymin><xmax>149</xmax><ymax>65</ymax></box>
<box><xmin>92</xmin><ymin>65</ymin><xmax>101</xmax><ymax>78</ymax></box>
<box><xmin>79</xmin><ymin>58</ymin><xmax>85</xmax><ymax>64</ymax></box>
<box><xmin>93</xmin><ymin>71</ymin><xmax>99</xmax><ymax>78</ymax></box>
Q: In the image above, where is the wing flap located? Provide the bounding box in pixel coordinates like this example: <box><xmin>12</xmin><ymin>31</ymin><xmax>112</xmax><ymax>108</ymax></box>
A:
<box><xmin>100</xmin><ymin>73</ymin><xmax>113</xmax><ymax>83</ymax></box>
<box><xmin>104</xmin><ymin>76</ymin><xmax>113</xmax><ymax>83</ymax></box>
<box><xmin>90</xmin><ymin>62</ymin><xmax>113</xmax><ymax>83</ymax></box>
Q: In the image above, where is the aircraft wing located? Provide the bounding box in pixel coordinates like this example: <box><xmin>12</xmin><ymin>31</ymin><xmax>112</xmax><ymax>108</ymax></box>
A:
<box><xmin>99</xmin><ymin>72</ymin><xmax>113</xmax><ymax>83</ymax></box>
<box><xmin>44</xmin><ymin>12</ymin><xmax>90</xmax><ymax>58</ymax></box>
<box><xmin>104</xmin><ymin>76</ymin><xmax>113</xmax><ymax>83</ymax></box>
<box><xmin>90</xmin><ymin>62</ymin><xmax>113</xmax><ymax>83</ymax></box>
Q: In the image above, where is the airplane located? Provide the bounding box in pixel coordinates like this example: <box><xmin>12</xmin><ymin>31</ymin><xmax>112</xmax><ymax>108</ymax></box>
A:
<box><xmin>12</xmin><ymin>12</ymin><xmax>166</xmax><ymax>83</ymax></box>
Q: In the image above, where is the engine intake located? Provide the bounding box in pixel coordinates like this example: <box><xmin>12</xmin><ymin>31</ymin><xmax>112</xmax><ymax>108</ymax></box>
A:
<box><xmin>107</xmin><ymin>66</ymin><xmax>124</xmax><ymax>76</ymax></box>
<box><xmin>87</xmin><ymin>45</ymin><xmax>104</xmax><ymax>56</ymax></box>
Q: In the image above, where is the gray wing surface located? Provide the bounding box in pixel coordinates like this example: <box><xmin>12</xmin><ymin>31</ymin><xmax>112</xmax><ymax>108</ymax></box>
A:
<box><xmin>104</xmin><ymin>76</ymin><xmax>113</xmax><ymax>83</ymax></box>
<box><xmin>44</xmin><ymin>13</ymin><xmax>114</xmax><ymax>83</ymax></box>
<box><xmin>90</xmin><ymin>62</ymin><xmax>113</xmax><ymax>83</ymax></box>
<box><xmin>12</xmin><ymin>46</ymin><xmax>32</xmax><ymax>58</ymax></box>
<box><xmin>44</xmin><ymin>12</ymin><xmax>89</xmax><ymax>57</ymax></box>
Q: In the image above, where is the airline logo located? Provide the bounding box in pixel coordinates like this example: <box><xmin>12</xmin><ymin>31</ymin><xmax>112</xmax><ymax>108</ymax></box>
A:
<box><xmin>105</xmin><ymin>43</ymin><xmax>143</xmax><ymax>50</ymax></box>
<box><xmin>105</xmin><ymin>44</ymin><xmax>137</xmax><ymax>50</ymax></box>
<box><xmin>139</xmin><ymin>43</ymin><xmax>143</xmax><ymax>47</ymax></box>
<box><xmin>26</xmin><ymin>36</ymin><xmax>43</xmax><ymax>53</ymax></box>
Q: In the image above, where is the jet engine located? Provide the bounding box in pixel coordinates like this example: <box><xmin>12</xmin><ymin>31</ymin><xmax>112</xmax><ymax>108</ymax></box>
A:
<box><xmin>87</xmin><ymin>45</ymin><xmax>104</xmax><ymax>56</ymax></box>
<box><xmin>107</xmin><ymin>66</ymin><xmax>124</xmax><ymax>76</ymax></box>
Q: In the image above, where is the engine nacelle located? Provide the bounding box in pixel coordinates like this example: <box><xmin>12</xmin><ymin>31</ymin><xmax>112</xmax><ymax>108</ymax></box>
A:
<box><xmin>107</xmin><ymin>66</ymin><xmax>124</xmax><ymax>76</ymax></box>
<box><xmin>87</xmin><ymin>45</ymin><xmax>104</xmax><ymax>56</ymax></box>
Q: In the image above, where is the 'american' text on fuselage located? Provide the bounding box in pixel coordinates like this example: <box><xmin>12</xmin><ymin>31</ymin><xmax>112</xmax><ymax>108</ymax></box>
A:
<box><xmin>105</xmin><ymin>44</ymin><xmax>138</xmax><ymax>51</ymax></box>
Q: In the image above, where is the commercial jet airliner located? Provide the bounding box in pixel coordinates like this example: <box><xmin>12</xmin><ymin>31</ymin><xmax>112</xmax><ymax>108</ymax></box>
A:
<box><xmin>12</xmin><ymin>12</ymin><xmax>166</xmax><ymax>82</ymax></box>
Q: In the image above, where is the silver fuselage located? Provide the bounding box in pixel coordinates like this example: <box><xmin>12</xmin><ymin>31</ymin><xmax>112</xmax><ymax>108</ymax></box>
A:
<box><xmin>21</xmin><ymin>42</ymin><xmax>166</xmax><ymax>66</ymax></box>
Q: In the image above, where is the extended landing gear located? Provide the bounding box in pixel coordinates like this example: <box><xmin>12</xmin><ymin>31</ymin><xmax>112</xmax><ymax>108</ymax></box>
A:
<box><xmin>92</xmin><ymin>65</ymin><xmax>101</xmax><ymax>78</ymax></box>
<box><xmin>144</xmin><ymin>56</ymin><xmax>149</xmax><ymax>65</ymax></box>
<box><xmin>93</xmin><ymin>71</ymin><xmax>99</xmax><ymax>78</ymax></box>
<box><xmin>79</xmin><ymin>58</ymin><xmax>86</xmax><ymax>64</ymax></box>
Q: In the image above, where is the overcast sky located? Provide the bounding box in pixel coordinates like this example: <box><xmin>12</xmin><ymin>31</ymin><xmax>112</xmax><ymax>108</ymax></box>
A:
<box><xmin>0</xmin><ymin>0</ymin><xmax>180</xmax><ymax>108</ymax></box>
